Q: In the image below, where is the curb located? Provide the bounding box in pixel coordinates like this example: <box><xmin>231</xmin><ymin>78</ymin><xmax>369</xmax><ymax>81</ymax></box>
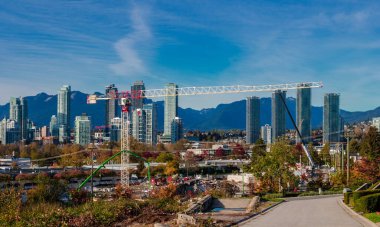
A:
<box><xmin>226</xmin><ymin>200</ymin><xmax>284</xmax><ymax>227</ymax></box>
<box><xmin>337</xmin><ymin>197</ymin><xmax>377</xmax><ymax>227</ymax></box>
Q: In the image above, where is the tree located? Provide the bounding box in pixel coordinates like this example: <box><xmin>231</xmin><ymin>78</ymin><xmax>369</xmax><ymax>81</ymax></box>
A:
<box><xmin>349</xmin><ymin>139</ymin><xmax>360</xmax><ymax>154</ymax></box>
<box><xmin>173</xmin><ymin>139</ymin><xmax>190</xmax><ymax>151</ymax></box>
<box><xmin>60</xmin><ymin>144</ymin><xmax>85</xmax><ymax>167</ymax></box>
<box><xmin>215</xmin><ymin>147</ymin><xmax>224</xmax><ymax>157</ymax></box>
<box><xmin>232</xmin><ymin>144</ymin><xmax>246</xmax><ymax>158</ymax></box>
<box><xmin>360</xmin><ymin>126</ymin><xmax>380</xmax><ymax>161</ymax></box>
<box><xmin>184</xmin><ymin>151</ymin><xmax>198</xmax><ymax>176</ymax></box>
<box><xmin>165</xmin><ymin>160</ymin><xmax>179</xmax><ymax>176</ymax></box>
<box><xmin>321</xmin><ymin>143</ymin><xmax>331</xmax><ymax>165</ymax></box>
<box><xmin>252</xmin><ymin>138</ymin><xmax>266</xmax><ymax>159</ymax></box>
<box><xmin>351</xmin><ymin>157</ymin><xmax>380</xmax><ymax>184</ymax></box>
<box><xmin>156</xmin><ymin>152</ymin><xmax>174</xmax><ymax>163</ymax></box>
<box><xmin>156</xmin><ymin>143</ymin><xmax>166</xmax><ymax>152</ymax></box>
<box><xmin>249</xmin><ymin>139</ymin><xmax>297</xmax><ymax>192</ymax></box>
<box><xmin>308</xmin><ymin>143</ymin><xmax>322</xmax><ymax>166</ymax></box>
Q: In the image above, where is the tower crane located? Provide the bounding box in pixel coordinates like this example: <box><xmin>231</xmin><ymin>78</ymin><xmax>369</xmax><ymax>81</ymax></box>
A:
<box><xmin>87</xmin><ymin>82</ymin><xmax>323</xmax><ymax>188</ymax></box>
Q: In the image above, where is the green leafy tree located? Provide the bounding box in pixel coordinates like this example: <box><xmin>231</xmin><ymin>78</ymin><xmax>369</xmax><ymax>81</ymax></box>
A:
<box><xmin>156</xmin><ymin>152</ymin><xmax>175</xmax><ymax>163</ymax></box>
<box><xmin>321</xmin><ymin>143</ymin><xmax>331</xmax><ymax>165</ymax></box>
<box><xmin>360</xmin><ymin>126</ymin><xmax>380</xmax><ymax>161</ymax></box>
<box><xmin>308</xmin><ymin>143</ymin><xmax>322</xmax><ymax>166</ymax></box>
<box><xmin>60</xmin><ymin>144</ymin><xmax>85</xmax><ymax>167</ymax></box>
<box><xmin>349</xmin><ymin>139</ymin><xmax>360</xmax><ymax>154</ymax></box>
<box><xmin>249</xmin><ymin>139</ymin><xmax>297</xmax><ymax>192</ymax></box>
<box><xmin>252</xmin><ymin>139</ymin><xmax>266</xmax><ymax>155</ymax></box>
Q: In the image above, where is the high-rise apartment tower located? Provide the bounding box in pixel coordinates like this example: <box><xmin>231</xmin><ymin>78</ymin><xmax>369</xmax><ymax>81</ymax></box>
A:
<box><xmin>131</xmin><ymin>81</ymin><xmax>145</xmax><ymax>111</ymax></box>
<box><xmin>296</xmin><ymin>84</ymin><xmax>311</xmax><ymax>143</ymax></box>
<box><xmin>246</xmin><ymin>96</ymin><xmax>260</xmax><ymax>144</ymax></box>
<box><xmin>105</xmin><ymin>84</ymin><xmax>118</xmax><ymax>134</ymax></box>
<box><xmin>271</xmin><ymin>90</ymin><xmax>286</xmax><ymax>142</ymax></box>
<box><xmin>164</xmin><ymin>83</ymin><xmax>178</xmax><ymax>137</ymax></box>
<box><xmin>57</xmin><ymin>85</ymin><xmax>71</xmax><ymax>142</ymax></box>
<box><xmin>323</xmin><ymin>93</ymin><xmax>340</xmax><ymax>143</ymax></box>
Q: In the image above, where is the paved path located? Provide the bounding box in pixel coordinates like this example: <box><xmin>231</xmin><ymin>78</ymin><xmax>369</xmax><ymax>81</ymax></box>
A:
<box><xmin>240</xmin><ymin>196</ymin><xmax>363</xmax><ymax>227</ymax></box>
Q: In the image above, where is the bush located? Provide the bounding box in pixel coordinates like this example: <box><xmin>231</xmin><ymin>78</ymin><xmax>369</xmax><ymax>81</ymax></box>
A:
<box><xmin>15</xmin><ymin>173</ymin><xmax>36</xmax><ymax>181</ymax></box>
<box><xmin>262</xmin><ymin>193</ymin><xmax>283</xmax><ymax>200</ymax></box>
<box><xmin>284</xmin><ymin>191</ymin><xmax>301</xmax><ymax>197</ymax></box>
<box><xmin>354</xmin><ymin>193</ymin><xmax>380</xmax><ymax>213</ymax></box>
<box><xmin>27</xmin><ymin>174</ymin><xmax>66</xmax><ymax>204</ymax></box>
<box><xmin>69</xmin><ymin>189</ymin><xmax>89</xmax><ymax>205</ymax></box>
<box><xmin>0</xmin><ymin>188</ymin><xmax>21</xmax><ymax>225</ymax></box>
<box><xmin>145</xmin><ymin>197</ymin><xmax>182</xmax><ymax>213</ymax></box>
<box><xmin>0</xmin><ymin>173</ymin><xmax>11</xmax><ymax>182</ymax></box>
<box><xmin>344</xmin><ymin>192</ymin><xmax>352</xmax><ymax>204</ymax></box>
<box><xmin>352</xmin><ymin>189</ymin><xmax>380</xmax><ymax>206</ymax></box>
<box><xmin>19</xmin><ymin>203</ymin><xmax>66</xmax><ymax>226</ymax></box>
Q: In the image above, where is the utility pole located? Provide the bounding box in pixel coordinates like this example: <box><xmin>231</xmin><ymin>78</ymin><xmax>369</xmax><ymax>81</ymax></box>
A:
<box><xmin>345</xmin><ymin>130</ymin><xmax>353</xmax><ymax>186</ymax></box>
<box><xmin>346</xmin><ymin>136</ymin><xmax>350</xmax><ymax>185</ymax></box>
<box><xmin>88</xmin><ymin>143</ymin><xmax>96</xmax><ymax>201</ymax></box>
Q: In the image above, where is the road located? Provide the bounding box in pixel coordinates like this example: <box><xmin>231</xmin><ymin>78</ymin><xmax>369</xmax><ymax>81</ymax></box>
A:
<box><xmin>240</xmin><ymin>196</ymin><xmax>363</xmax><ymax>227</ymax></box>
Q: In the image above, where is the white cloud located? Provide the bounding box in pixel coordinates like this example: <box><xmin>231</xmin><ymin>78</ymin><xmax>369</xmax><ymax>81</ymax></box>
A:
<box><xmin>109</xmin><ymin>5</ymin><xmax>152</xmax><ymax>77</ymax></box>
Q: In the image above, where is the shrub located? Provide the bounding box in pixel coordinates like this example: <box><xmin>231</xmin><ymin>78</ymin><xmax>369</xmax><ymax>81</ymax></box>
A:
<box><xmin>97</xmin><ymin>169</ymin><xmax>117</xmax><ymax>177</ymax></box>
<box><xmin>66</xmin><ymin>198</ymin><xmax>140</xmax><ymax>225</ymax></box>
<box><xmin>344</xmin><ymin>192</ymin><xmax>352</xmax><ymax>204</ymax></box>
<box><xmin>26</xmin><ymin>174</ymin><xmax>66</xmax><ymax>204</ymax></box>
<box><xmin>60</xmin><ymin>169</ymin><xmax>87</xmax><ymax>180</ymax></box>
<box><xmin>284</xmin><ymin>191</ymin><xmax>301</xmax><ymax>197</ymax></box>
<box><xmin>150</xmin><ymin>183</ymin><xmax>177</xmax><ymax>198</ymax></box>
<box><xmin>0</xmin><ymin>188</ymin><xmax>21</xmax><ymax>225</ymax></box>
<box><xmin>352</xmin><ymin>189</ymin><xmax>380</xmax><ymax>206</ymax></box>
<box><xmin>0</xmin><ymin>173</ymin><xmax>11</xmax><ymax>182</ymax></box>
<box><xmin>262</xmin><ymin>193</ymin><xmax>283</xmax><ymax>200</ymax></box>
<box><xmin>19</xmin><ymin>203</ymin><xmax>66</xmax><ymax>226</ymax></box>
<box><xmin>145</xmin><ymin>197</ymin><xmax>182</xmax><ymax>213</ymax></box>
<box><xmin>15</xmin><ymin>173</ymin><xmax>36</xmax><ymax>181</ymax></box>
<box><xmin>114</xmin><ymin>183</ymin><xmax>132</xmax><ymax>199</ymax></box>
<box><xmin>69</xmin><ymin>189</ymin><xmax>89</xmax><ymax>205</ymax></box>
<box><xmin>354</xmin><ymin>193</ymin><xmax>380</xmax><ymax>213</ymax></box>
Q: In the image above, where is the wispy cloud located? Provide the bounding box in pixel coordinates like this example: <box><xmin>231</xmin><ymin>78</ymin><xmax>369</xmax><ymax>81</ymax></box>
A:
<box><xmin>109</xmin><ymin>4</ymin><xmax>152</xmax><ymax>77</ymax></box>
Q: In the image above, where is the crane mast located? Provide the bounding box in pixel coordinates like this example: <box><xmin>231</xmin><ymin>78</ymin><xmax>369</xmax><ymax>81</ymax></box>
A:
<box><xmin>87</xmin><ymin>81</ymin><xmax>323</xmax><ymax>188</ymax></box>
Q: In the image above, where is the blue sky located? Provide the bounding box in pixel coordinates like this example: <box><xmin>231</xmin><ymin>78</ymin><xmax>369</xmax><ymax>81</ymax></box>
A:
<box><xmin>0</xmin><ymin>0</ymin><xmax>379</xmax><ymax>111</ymax></box>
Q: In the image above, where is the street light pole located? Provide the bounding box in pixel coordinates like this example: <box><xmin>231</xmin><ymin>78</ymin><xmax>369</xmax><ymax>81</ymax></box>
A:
<box><xmin>346</xmin><ymin>136</ymin><xmax>350</xmax><ymax>185</ymax></box>
<box><xmin>88</xmin><ymin>143</ymin><xmax>96</xmax><ymax>201</ymax></box>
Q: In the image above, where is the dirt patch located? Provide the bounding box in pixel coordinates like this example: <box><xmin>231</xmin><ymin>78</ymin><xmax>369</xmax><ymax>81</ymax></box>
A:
<box><xmin>115</xmin><ymin>206</ymin><xmax>176</xmax><ymax>226</ymax></box>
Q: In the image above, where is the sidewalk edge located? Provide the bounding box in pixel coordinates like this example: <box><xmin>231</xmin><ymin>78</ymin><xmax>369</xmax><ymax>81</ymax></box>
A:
<box><xmin>337</xmin><ymin>197</ymin><xmax>377</xmax><ymax>227</ymax></box>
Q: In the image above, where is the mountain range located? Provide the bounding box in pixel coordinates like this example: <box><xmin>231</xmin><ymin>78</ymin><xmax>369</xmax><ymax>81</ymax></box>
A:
<box><xmin>0</xmin><ymin>91</ymin><xmax>379</xmax><ymax>131</ymax></box>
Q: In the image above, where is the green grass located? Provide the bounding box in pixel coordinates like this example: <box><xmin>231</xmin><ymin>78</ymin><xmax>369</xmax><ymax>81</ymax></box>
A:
<box><xmin>364</xmin><ymin>212</ymin><xmax>380</xmax><ymax>223</ymax></box>
<box><xmin>268</xmin><ymin>198</ymin><xmax>285</xmax><ymax>203</ymax></box>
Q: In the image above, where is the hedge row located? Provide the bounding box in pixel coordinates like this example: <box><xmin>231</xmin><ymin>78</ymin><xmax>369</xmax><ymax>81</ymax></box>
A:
<box><xmin>354</xmin><ymin>193</ymin><xmax>380</xmax><ymax>213</ymax></box>
<box><xmin>352</xmin><ymin>189</ymin><xmax>380</xmax><ymax>203</ymax></box>
<box><xmin>344</xmin><ymin>189</ymin><xmax>380</xmax><ymax>206</ymax></box>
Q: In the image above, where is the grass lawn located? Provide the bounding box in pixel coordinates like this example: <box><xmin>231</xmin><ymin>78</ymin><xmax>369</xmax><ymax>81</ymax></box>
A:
<box><xmin>364</xmin><ymin>212</ymin><xmax>380</xmax><ymax>223</ymax></box>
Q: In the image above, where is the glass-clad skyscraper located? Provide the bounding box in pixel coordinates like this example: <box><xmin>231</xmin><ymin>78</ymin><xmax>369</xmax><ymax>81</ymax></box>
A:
<box><xmin>323</xmin><ymin>93</ymin><xmax>340</xmax><ymax>143</ymax></box>
<box><xmin>9</xmin><ymin>97</ymin><xmax>28</xmax><ymax>141</ymax></box>
<box><xmin>75</xmin><ymin>114</ymin><xmax>91</xmax><ymax>146</ymax></box>
<box><xmin>164</xmin><ymin>83</ymin><xmax>178</xmax><ymax>137</ymax></box>
<box><xmin>105</xmin><ymin>84</ymin><xmax>118</xmax><ymax>134</ymax></box>
<box><xmin>57</xmin><ymin>85</ymin><xmax>71</xmax><ymax>142</ymax></box>
<box><xmin>296</xmin><ymin>85</ymin><xmax>311</xmax><ymax>143</ymax></box>
<box><xmin>131</xmin><ymin>81</ymin><xmax>145</xmax><ymax>111</ymax></box>
<box><xmin>271</xmin><ymin>90</ymin><xmax>286</xmax><ymax>142</ymax></box>
<box><xmin>246</xmin><ymin>96</ymin><xmax>260</xmax><ymax>144</ymax></box>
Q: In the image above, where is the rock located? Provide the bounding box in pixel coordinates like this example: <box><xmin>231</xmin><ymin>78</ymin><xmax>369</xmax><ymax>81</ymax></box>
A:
<box><xmin>246</xmin><ymin>196</ymin><xmax>260</xmax><ymax>213</ymax></box>
<box><xmin>177</xmin><ymin>213</ymin><xmax>197</xmax><ymax>225</ymax></box>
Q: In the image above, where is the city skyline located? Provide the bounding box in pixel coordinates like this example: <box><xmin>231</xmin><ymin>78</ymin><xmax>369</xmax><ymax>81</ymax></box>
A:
<box><xmin>0</xmin><ymin>1</ymin><xmax>380</xmax><ymax>111</ymax></box>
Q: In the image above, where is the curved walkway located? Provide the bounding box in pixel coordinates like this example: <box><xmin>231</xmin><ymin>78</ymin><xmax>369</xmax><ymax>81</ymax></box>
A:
<box><xmin>240</xmin><ymin>196</ymin><xmax>363</xmax><ymax>227</ymax></box>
